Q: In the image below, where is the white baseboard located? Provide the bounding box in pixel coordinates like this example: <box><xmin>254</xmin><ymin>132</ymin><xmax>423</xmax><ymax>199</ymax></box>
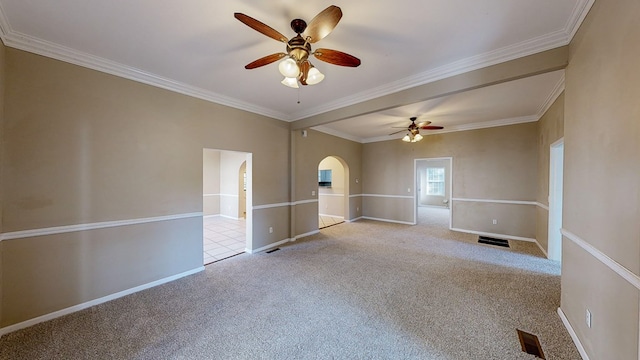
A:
<box><xmin>535</xmin><ymin>239</ymin><xmax>549</xmax><ymax>258</ymax></box>
<box><xmin>450</xmin><ymin>227</ymin><xmax>536</xmax><ymax>243</ymax></box>
<box><xmin>294</xmin><ymin>230</ymin><xmax>320</xmax><ymax>240</ymax></box>
<box><xmin>362</xmin><ymin>216</ymin><xmax>415</xmax><ymax>225</ymax></box>
<box><xmin>246</xmin><ymin>238</ymin><xmax>291</xmax><ymax>254</ymax></box>
<box><xmin>0</xmin><ymin>266</ymin><xmax>205</xmax><ymax>338</ymax></box>
<box><xmin>203</xmin><ymin>214</ymin><xmax>219</xmax><ymax>219</ymax></box>
<box><xmin>220</xmin><ymin>215</ymin><xmax>241</xmax><ymax>221</ymax></box>
<box><xmin>557</xmin><ymin>307</ymin><xmax>590</xmax><ymax>360</ymax></box>
<box><xmin>346</xmin><ymin>216</ymin><xmax>363</xmax><ymax>223</ymax></box>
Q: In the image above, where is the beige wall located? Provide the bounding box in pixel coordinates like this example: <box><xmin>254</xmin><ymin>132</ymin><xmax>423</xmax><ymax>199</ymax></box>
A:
<box><xmin>1</xmin><ymin>47</ymin><xmax>290</xmax><ymax>328</ymax></box>
<box><xmin>292</xmin><ymin>129</ymin><xmax>362</xmax><ymax>236</ymax></box>
<box><xmin>562</xmin><ymin>1</ymin><xmax>640</xmax><ymax>358</ymax></box>
<box><xmin>536</xmin><ymin>93</ymin><xmax>564</xmax><ymax>253</ymax></box>
<box><xmin>203</xmin><ymin>149</ymin><xmax>221</xmax><ymax>216</ymax></box>
<box><xmin>363</xmin><ymin>123</ymin><xmax>537</xmax><ymax>238</ymax></box>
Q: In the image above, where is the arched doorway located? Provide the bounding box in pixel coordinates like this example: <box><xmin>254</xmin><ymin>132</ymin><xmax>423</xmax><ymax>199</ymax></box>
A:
<box><xmin>318</xmin><ymin>156</ymin><xmax>349</xmax><ymax>229</ymax></box>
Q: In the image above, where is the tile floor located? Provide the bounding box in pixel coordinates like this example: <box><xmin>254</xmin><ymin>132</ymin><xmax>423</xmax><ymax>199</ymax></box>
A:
<box><xmin>203</xmin><ymin>216</ymin><xmax>246</xmax><ymax>265</ymax></box>
<box><xmin>319</xmin><ymin>215</ymin><xmax>344</xmax><ymax>229</ymax></box>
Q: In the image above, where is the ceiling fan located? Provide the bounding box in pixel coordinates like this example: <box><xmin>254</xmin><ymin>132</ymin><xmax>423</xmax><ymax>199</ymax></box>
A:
<box><xmin>234</xmin><ymin>5</ymin><xmax>361</xmax><ymax>88</ymax></box>
<box><xmin>390</xmin><ymin>117</ymin><xmax>444</xmax><ymax>142</ymax></box>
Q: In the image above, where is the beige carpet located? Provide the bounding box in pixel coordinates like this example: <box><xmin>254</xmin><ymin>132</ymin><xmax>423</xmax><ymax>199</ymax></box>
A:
<box><xmin>0</xmin><ymin>208</ymin><xmax>579</xmax><ymax>359</ymax></box>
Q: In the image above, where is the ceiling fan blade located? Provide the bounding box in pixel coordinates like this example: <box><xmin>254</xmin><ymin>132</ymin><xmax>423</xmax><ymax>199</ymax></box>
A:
<box><xmin>245</xmin><ymin>53</ymin><xmax>287</xmax><ymax>69</ymax></box>
<box><xmin>389</xmin><ymin>129</ymin><xmax>407</xmax><ymax>136</ymax></box>
<box><xmin>416</xmin><ymin>121</ymin><xmax>431</xmax><ymax>127</ymax></box>
<box><xmin>299</xmin><ymin>60</ymin><xmax>311</xmax><ymax>85</ymax></box>
<box><xmin>234</xmin><ymin>13</ymin><xmax>288</xmax><ymax>43</ymax></box>
<box><xmin>313</xmin><ymin>48</ymin><xmax>361</xmax><ymax>67</ymax></box>
<box><xmin>302</xmin><ymin>5</ymin><xmax>342</xmax><ymax>43</ymax></box>
<box><xmin>421</xmin><ymin>125</ymin><xmax>444</xmax><ymax>130</ymax></box>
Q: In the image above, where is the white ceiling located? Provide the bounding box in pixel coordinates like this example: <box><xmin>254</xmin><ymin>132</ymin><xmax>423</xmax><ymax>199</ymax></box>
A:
<box><xmin>0</xmin><ymin>1</ymin><xmax>591</xmax><ymax>142</ymax></box>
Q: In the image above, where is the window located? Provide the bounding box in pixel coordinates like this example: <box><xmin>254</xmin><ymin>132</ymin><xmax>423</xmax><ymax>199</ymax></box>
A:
<box><xmin>426</xmin><ymin>167</ymin><xmax>445</xmax><ymax>195</ymax></box>
<box><xmin>318</xmin><ymin>169</ymin><xmax>332</xmax><ymax>187</ymax></box>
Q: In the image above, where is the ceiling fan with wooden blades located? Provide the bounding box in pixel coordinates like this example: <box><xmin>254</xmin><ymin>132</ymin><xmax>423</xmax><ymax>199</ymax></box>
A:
<box><xmin>234</xmin><ymin>5</ymin><xmax>361</xmax><ymax>88</ymax></box>
<box><xmin>389</xmin><ymin>117</ymin><xmax>444</xmax><ymax>142</ymax></box>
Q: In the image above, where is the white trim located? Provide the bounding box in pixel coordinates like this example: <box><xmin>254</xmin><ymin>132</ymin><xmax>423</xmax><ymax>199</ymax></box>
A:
<box><xmin>0</xmin><ymin>30</ymin><xmax>290</xmax><ymax>121</ymax></box>
<box><xmin>361</xmin><ymin>216</ymin><xmax>415</xmax><ymax>226</ymax></box>
<box><xmin>252</xmin><ymin>202</ymin><xmax>291</xmax><ymax>210</ymax></box>
<box><xmin>349</xmin><ymin>194</ymin><xmax>363</xmax><ymax>198</ymax></box>
<box><xmin>294</xmin><ymin>199</ymin><xmax>319</xmax><ymax>205</ymax></box>
<box><xmin>318</xmin><ymin>193</ymin><xmax>345</xmax><ymax>197</ymax></box>
<box><xmin>566</xmin><ymin>0</ymin><xmax>596</xmax><ymax>41</ymax></box>
<box><xmin>294</xmin><ymin>230</ymin><xmax>320</xmax><ymax>240</ymax></box>
<box><xmin>219</xmin><ymin>215</ymin><xmax>241</xmax><ymax>221</ymax></box>
<box><xmin>202</xmin><ymin>193</ymin><xmax>219</xmax><ymax>197</ymax></box>
<box><xmin>535</xmin><ymin>240</ymin><xmax>549</xmax><ymax>258</ymax></box>
<box><xmin>537</xmin><ymin>73</ymin><xmax>565</xmax><ymax>117</ymax></box>
<box><xmin>536</xmin><ymin>202</ymin><xmax>550</xmax><ymax>211</ymax></box>
<box><xmin>219</xmin><ymin>193</ymin><xmax>239</xmax><ymax>198</ymax></box>
<box><xmin>346</xmin><ymin>216</ymin><xmax>363</xmax><ymax>223</ymax></box>
<box><xmin>0</xmin><ymin>0</ymin><xmax>592</xmax><ymax>124</ymax></box>
<box><xmin>362</xmin><ymin>115</ymin><xmax>539</xmax><ymax>144</ymax></box>
<box><xmin>0</xmin><ymin>266</ymin><xmax>204</xmax><ymax>337</ymax></box>
<box><xmin>203</xmin><ymin>214</ymin><xmax>219</xmax><ymax>219</ymax></box>
<box><xmin>0</xmin><ymin>212</ymin><xmax>203</xmax><ymax>241</ymax></box>
<box><xmin>562</xmin><ymin>228</ymin><xmax>640</xmax><ymax>291</ymax></box>
<box><xmin>558</xmin><ymin>308</ymin><xmax>590</xmax><ymax>360</ymax></box>
<box><xmin>246</xmin><ymin>238</ymin><xmax>291</xmax><ymax>254</ymax></box>
<box><xmin>450</xmin><ymin>227</ymin><xmax>537</xmax><ymax>243</ymax></box>
<box><xmin>362</xmin><ymin>194</ymin><xmax>414</xmax><ymax>199</ymax></box>
<box><xmin>312</xmin><ymin>125</ymin><xmax>364</xmax><ymax>143</ymax></box>
<box><xmin>451</xmin><ymin>198</ymin><xmax>537</xmax><ymax>206</ymax></box>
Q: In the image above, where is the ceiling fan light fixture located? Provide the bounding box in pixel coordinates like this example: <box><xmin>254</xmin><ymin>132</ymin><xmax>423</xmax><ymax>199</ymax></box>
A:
<box><xmin>306</xmin><ymin>66</ymin><xmax>325</xmax><ymax>85</ymax></box>
<box><xmin>281</xmin><ymin>77</ymin><xmax>299</xmax><ymax>88</ymax></box>
<box><xmin>278</xmin><ymin>58</ymin><xmax>300</xmax><ymax>78</ymax></box>
<box><xmin>402</xmin><ymin>134</ymin><xmax>412</xmax><ymax>142</ymax></box>
<box><xmin>414</xmin><ymin>133</ymin><xmax>423</xmax><ymax>142</ymax></box>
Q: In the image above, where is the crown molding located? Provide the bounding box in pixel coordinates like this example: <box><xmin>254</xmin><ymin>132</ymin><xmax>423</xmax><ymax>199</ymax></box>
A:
<box><xmin>311</xmin><ymin>125</ymin><xmax>364</xmax><ymax>143</ymax></box>
<box><xmin>0</xmin><ymin>30</ymin><xmax>291</xmax><ymax>121</ymax></box>
<box><xmin>289</xmin><ymin>30</ymin><xmax>569</xmax><ymax>121</ymax></box>
<box><xmin>290</xmin><ymin>0</ymin><xmax>592</xmax><ymax>120</ymax></box>
<box><xmin>0</xmin><ymin>0</ymin><xmax>592</xmax><ymax>123</ymax></box>
<box><xmin>360</xmin><ymin>115</ymin><xmax>539</xmax><ymax>144</ymax></box>
<box><xmin>536</xmin><ymin>73</ymin><xmax>566</xmax><ymax>117</ymax></box>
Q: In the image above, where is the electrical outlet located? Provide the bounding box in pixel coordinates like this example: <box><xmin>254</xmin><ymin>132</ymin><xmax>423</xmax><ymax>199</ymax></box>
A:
<box><xmin>269</xmin><ymin>227</ymin><xmax>273</xmax><ymax>234</ymax></box>
<box><xmin>586</xmin><ymin>309</ymin><xmax>592</xmax><ymax>328</ymax></box>
<box><xmin>357</xmin><ymin>207</ymin><xmax>360</xmax><ymax>212</ymax></box>
<box><xmin>312</xmin><ymin>190</ymin><xmax>316</xmax><ymax>196</ymax></box>
<box><xmin>492</xmin><ymin>219</ymin><xmax>497</xmax><ymax>225</ymax></box>
<box><xmin>407</xmin><ymin>188</ymin><xmax>411</xmax><ymax>193</ymax></box>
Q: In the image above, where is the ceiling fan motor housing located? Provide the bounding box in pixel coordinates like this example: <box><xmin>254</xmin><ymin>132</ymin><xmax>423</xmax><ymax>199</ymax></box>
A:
<box><xmin>287</xmin><ymin>34</ymin><xmax>311</xmax><ymax>62</ymax></box>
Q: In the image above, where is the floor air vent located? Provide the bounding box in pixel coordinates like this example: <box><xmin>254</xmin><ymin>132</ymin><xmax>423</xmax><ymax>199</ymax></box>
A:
<box><xmin>478</xmin><ymin>236</ymin><xmax>510</xmax><ymax>248</ymax></box>
<box><xmin>517</xmin><ymin>329</ymin><xmax>545</xmax><ymax>359</ymax></box>
<box><xmin>266</xmin><ymin>248</ymin><xmax>280</xmax><ymax>254</ymax></box>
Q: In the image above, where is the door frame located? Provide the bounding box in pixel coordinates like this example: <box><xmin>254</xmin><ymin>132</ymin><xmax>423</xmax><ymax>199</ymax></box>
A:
<box><xmin>548</xmin><ymin>138</ymin><xmax>564</xmax><ymax>262</ymax></box>
<box><xmin>414</xmin><ymin>157</ymin><xmax>453</xmax><ymax>228</ymax></box>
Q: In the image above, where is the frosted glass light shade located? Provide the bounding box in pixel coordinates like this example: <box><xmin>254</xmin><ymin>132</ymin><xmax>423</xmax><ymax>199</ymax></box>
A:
<box><xmin>306</xmin><ymin>67</ymin><xmax>325</xmax><ymax>85</ymax></box>
<box><xmin>281</xmin><ymin>77</ymin><xmax>299</xmax><ymax>88</ymax></box>
<box><xmin>414</xmin><ymin>133</ymin><xmax>423</xmax><ymax>142</ymax></box>
<box><xmin>402</xmin><ymin>134</ymin><xmax>411</xmax><ymax>142</ymax></box>
<box><xmin>278</xmin><ymin>58</ymin><xmax>300</xmax><ymax>78</ymax></box>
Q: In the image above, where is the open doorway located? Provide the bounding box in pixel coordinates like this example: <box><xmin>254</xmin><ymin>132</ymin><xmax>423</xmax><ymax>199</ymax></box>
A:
<box><xmin>318</xmin><ymin>156</ymin><xmax>349</xmax><ymax>229</ymax></box>
<box><xmin>548</xmin><ymin>139</ymin><xmax>564</xmax><ymax>262</ymax></box>
<box><xmin>202</xmin><ymin>149</ymin><xmax>252</xmax><ymax>265</ymax></box>
<box><xmin>415</xmin><ymin>158</ymin><xmax>452</xmax><ymax>229</ymax></box>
